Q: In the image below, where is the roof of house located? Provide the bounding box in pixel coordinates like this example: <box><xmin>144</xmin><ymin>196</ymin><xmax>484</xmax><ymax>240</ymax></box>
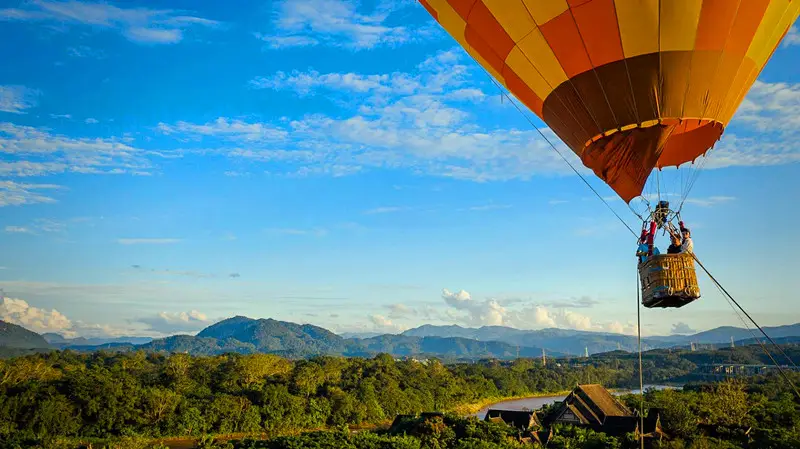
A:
<box><xmin>484</xmin><ymin>409</ymin><xmax>539</xmax><ymax>430</ymax></box>
<box><xmin>575</xmin><ymin>384</ymin><xmax>632</xmax><ymax>418</ymax></box>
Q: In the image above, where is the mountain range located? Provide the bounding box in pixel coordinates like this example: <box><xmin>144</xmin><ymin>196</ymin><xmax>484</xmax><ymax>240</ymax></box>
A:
<box><xmin>3</xmin><ymin>317</ymin><xmax>800</xmax><ymax>360</ymax></box>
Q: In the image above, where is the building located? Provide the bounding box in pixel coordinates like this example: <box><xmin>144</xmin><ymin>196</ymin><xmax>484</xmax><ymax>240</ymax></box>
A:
<box><xmin>484</xmin><ymin>409</ymin><xmax>540</xmax><ymax>431</ymax></box>
<box><xmin>548</xmin><ymin>384</ymin><xmax>664</xmax><ymax>439</ymax></box>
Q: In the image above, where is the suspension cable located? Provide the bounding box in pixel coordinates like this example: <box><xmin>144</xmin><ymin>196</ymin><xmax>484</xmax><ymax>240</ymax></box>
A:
<box><xmin>478</xmin><ymin>72</ymin><xmax>638</xmax><ymax>238</ymax></box>
<box><xmin>692</xmin><ymin>253</ymin><xmax>800</xmax><ymax>399</ymax></box>
<box><xmin>636</xmin><ymin>270</ymin><xmax>644</xmax><ymax>449</ymax></box>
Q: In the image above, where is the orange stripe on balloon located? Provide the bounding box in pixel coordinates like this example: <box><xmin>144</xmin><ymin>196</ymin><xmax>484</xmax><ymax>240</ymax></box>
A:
<box><xmin>539</xmin><ymin>10</ymin><xmax>593</xmax><ymax>77</ymax></box>
<box><xmin>503</xmin><ymin>68</ymin><xmax>545</xmax><ymax>117</ymax></box>
<box><xmin>465</xmin><ymin>1</ymin><xmax>515</xmax><ymax>63</ymax></box>
<box><xmin>419</xmin><ymin>0</ymin><xmax>438</xmax><ymax>20</ymax></box>
<box><xmin>572</xmin><ymin>0</ymin><xmax>624</xmax><ymax>67</ymax></box>
<box><xmin>694</xmin><ymin>0</ymin><xmax>739</xmax><ymax>51</ymax></box>
<box><xmin>445</xmin><ymin>0</ymin><xmax>478</xmax><ymax>22</ymax></box>
<box><xmin>726</xmin><ymin>0</ymin><xmax>770</xmax><ymax>55</ymax></box>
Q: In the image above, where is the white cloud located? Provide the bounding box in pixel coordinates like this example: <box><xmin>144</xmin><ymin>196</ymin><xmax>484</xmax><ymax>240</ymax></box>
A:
<box><xmin>386</xmin><ymin>303</ymin><xmax>414</xmax><ymax>319</ymax></box>
<box><xmin>85</xmin><ymin>117</ymin><xmax>99</xmax><ymax>124</ymax></box>
<box><xmin>733</xmin><ymin>80</ymin><xmax>800</xmax><ymax>134</ymax></box>
<box><xmin>671</xmin><ymin>322</ymin><xmax>696</xmax><ymax>335</ymax></box>
<box><xmin>0</xmin><ymin>122</ymin><xmax>153</xmax><ymax>177</ymax></box>
<box><xmin>251</xmin><ymin>70</ymin><xmax>420</xmax><ymax>96</ymax></box>
<box><xmin>158</xmin><ymin>50</ymin><xmax>573</xmax><ymax>183</ymax></box>
<box><xmin>5</xmin><ymin>225</ymin><xmax>33</xmax><ymax>234</ymax></box>
<box><xmin>258</xmin><ymin>0</ymin><xmax>434</xmax><ymax>50</ymax></box>
<box><xmin>683</xmin><ymin>196</ymin><xmax>736</xmax><ymax>207</ymax></box>
<box><xmin>67</xmin><ymin>45</ymin><xmax>105</xmax><ymax>58</ymax></box>
<box><xmin>363</xmin><ymin>206</ymin><xmax>407</xmax><ymax>215</ymax></box>
<box><xmin>264</xmin><ymin>227</ymin><xmax>328</xmax><ymax>237</ymax></box>
<box><xmin>368</xmin><ymin>314</ymin><xmax>407</xmax><ymax>333</ymax></box>
<box><xmin>1</xmin><ymin>296</ymin><xmax>74</xmax><ymax>336</ymax></box>
<box><xmin>439</xmin><ymin>288</ymin><xmax>638</xmax><ymax>335</ymax></box>
<box><xmin>441</xmin><ymin>288</ymin><xmax>507</xmax><ymax>327</ymax></box>
<box><xmin>0</xmin><ymin>0</ymin><xmax>220</xmax><ymax>44</ymax></box>
<box><xmin>117</xmin><ymin>238</ymin><xmax>181</xmax><ymax>245</ymax></box>
<box><xmin>0</xmin><ymin>85</ymin><xmax>40</xmax><ymax>114</ymax></box>
<box><xmin>0</xmin><ymin>181</ymin><xmax>63</xmax><ymax>207</ymax></box>
<box><xmin>462</xmin><ymin>204</ymin><xmax>512</xmax><ymax>212</ymax></box>
<box><xmin>0</xmin><ymin>296</ymin><xmax>193</xmax><ymax>338</ymax></box>
<box><xmin>157</xmin><ymin>117</ymin><xmax>288</xmax><ymax>141</ymax></box>
<box><xmin>783</xmin><ymin>26</ymin><xmax>799</xmax><ymax>47</ymax></box>
<box><xmin>137</xmin><ymin>310</ymin><xmax>213</xmax><ymax>334</ymax></box>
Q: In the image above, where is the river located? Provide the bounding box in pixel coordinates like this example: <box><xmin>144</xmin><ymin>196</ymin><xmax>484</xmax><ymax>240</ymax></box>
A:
<box><xmin>472</xmin><ymin>384</ymin><xmax>679</xmax><ymax>419</ymax></box>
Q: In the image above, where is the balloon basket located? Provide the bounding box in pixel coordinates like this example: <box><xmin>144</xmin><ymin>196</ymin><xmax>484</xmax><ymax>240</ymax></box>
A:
<box><xmin>639</xmin><ymin>253</ymin><xmax>701</xmax><ymax>308</ymax></box>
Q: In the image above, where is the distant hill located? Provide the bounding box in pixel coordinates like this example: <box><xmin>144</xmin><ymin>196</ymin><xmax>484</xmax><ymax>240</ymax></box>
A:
<box><xmin>198</xmin><ymin>316</ymin><xmax>347</xmax><ymax>353</ymax></box>
<box><xmin>42</xmin><ymin>333</ymin><xmax>153</xmax><ymax>348</ymax></box>
<box><xmin>5</xmin><ymin>314</ymin><xmax>800</xmax><ymax>361</ymax></box>
<box><xmin>401</xmin><ymin>324</ymin><xmax>663</xmax><ymax>355</ymax></box>
<box><xmin>674</xmin><ymin>324</ymin><xmax>800</xmax><ymax>345</ymax></box>
<box><xmin>398</xmin><ymin>323</ymin><xmax>800</xmax><ymax>355</ymax></box>
<box><xmin>140</xmin><ymin>335</ymin><xmax>257</xmax><ymax>355</ymax></box>
<box><xmin>0</xmin><ymin>320</ymin><xmax>51</xmax><ymax>349</ymax></box>
<box><xmin>338</xmin><ymin>332</ymin><xmax>385</xmax><ymax>339</ymax></box>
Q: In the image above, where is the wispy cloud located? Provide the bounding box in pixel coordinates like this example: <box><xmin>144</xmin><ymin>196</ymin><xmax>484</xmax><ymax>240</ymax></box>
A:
<box><xmin>439</xmin><ymin>288</ymin><xmax>637</xmax><ymax>335</ymax></box>
<box><xmin>363</xmin><ymin>206</ymin><xmax>407</xmax><ymax>215</ymax></box>
<box><xmin>84</xmin><ymin>117</ymin><xmax>99</xmax><ymax>124</ymax></box>
<box><xmin>164</xmin><ymin>49</ymin><xmax>573</xmax><ymax>183</ymax></box>
<box><xmin>461</xmin><ymin>204</ymin><xmax>512</xmax><ymax>212</ymax></box>
<box><xmin>0</xmin><ymin>85</ymin><xmax>40</xmax><ymax>114</ymax></box>
<box><xmin>0</xmin><ymin>181</ymin><xmax>63</xmax><ymax>207</ymax></box>
<box><xmin>157</xmin><ymin>117</ymin><xmax>287</xmax><ymax>141</ymax></box>
<box><xmin>782</xmin><ymin>26</ymin><xmax>798</xmax><ymax>47</ymax></box>
<box><xmin>0</xmin><ymin>0</ymin><xmax>220</xmax><ymax>44</ymax></box>
<box><xmin>67</xmin><ymin>45</ymin><xmax>105</xmax><ymax>58</ymax></box>
<box><xmin>4</xmin><ymin>226</ymin><xmax>33</xmax><ymax>234</ymax></box>
<box><xmin>671</xmin><ymin>322</ymin><xmax>696</xmax><ymax>335</ymax></box>
<box><xmin>257</xmin><ymin>0</ymin><xmax>437</xmax><ymax>50</ymax></box>
<box><xmin>0</xmin><ymin>122</ymin><xmax>153</xmax><ymax>177</ymax></box>
<box><xmin>733</xmin><ymin>80</ymin><xmax>800</xmax><ymax>135</ymax></box>
<box><xmin>683</xmin><ymin>196</ymin><xmax>736</xmax><ymax>207</ymax></box>
<box><xmin>137</xmin><ymin>310</ymin><xmax>213</xmax><ymax>334</ymax></box>
<box><xmin>264</xmin><ymin>227</ymin><xmax>328</xmax><ymax>237</ymax></box>
<box><xmin>117</xmin><ymin>238</ymin><xmax>182</xmax><ymax>245</ymax></box>
<box><xmin>129</xmin><ymin>264</ymin><xmax>241</xmax><ymax>280</ymax></box>
<box><xmin>3</xmin><ymin>219</ymin><xmax>66</xmax><ymax>235</ymax></box>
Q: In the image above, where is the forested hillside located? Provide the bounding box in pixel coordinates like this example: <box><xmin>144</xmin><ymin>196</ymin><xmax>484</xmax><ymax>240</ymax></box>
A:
<box><xmin>0</xmin><ymin>350</ymin><xmax>629</xmax><ymax>447</ymax></box>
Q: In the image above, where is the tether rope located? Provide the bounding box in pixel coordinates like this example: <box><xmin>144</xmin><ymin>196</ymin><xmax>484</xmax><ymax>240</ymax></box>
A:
<box><xmin>478</xmin><ymin>70</ymin><xmax>638</xmax><ymax>238</ymax></box>
<box><xmin>636</xmin><ymin>270</ymin><xmax>644</xmax><ymax>449</ymax></box>
<box><xmin>692</xmin><ymin>253</ymin><xmax>800</xmax><ymax>399</ymax></box>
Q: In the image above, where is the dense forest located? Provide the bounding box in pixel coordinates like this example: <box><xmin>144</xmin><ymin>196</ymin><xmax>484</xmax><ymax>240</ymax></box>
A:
<box><xmin>2</xmin><ymin>348</ymin><xmax>800</xmax><ymax>448</ymax></box>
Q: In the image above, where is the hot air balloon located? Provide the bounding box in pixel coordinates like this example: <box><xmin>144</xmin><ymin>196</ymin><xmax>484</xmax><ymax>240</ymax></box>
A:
<box><xmin>418</xmin><ymin>0</ymin><xmax>799</xmax><ymax>308</ymax></box>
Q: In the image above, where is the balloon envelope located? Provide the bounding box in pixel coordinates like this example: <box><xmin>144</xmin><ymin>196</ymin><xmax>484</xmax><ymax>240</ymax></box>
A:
<box><xmin>419</xmin><ymin>0</ymin><xmax>800</xmax><ymax>202</ymax></box>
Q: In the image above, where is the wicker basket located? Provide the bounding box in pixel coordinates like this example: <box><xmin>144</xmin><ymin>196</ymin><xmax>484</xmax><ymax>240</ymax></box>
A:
<box><xmin>638</xmin><ymin>252</ymin><xmax>701</xmax><ymax>308</ymax></box>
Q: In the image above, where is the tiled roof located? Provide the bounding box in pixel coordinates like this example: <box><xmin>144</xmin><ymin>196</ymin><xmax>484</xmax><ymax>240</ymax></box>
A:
<box><xmin>576</xmin><ymin>384</ymin><xmax>632</xmax><ymax>418</ymax></box>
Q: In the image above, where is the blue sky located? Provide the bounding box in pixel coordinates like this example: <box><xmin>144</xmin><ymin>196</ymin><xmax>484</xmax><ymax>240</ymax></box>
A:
<box><xmin>0</xmin><ymin>0</ymin><xmax>798</xmax><ymax>339</ymax></box>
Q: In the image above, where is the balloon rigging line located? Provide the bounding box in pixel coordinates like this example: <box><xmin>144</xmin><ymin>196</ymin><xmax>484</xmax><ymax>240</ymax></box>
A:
<box><xmin>636</xmin><ymin>270</ymin><xmax>644</xmax><ymax>449</ymax></box>
<box><xmin>692</xmin><ymin>253</ymin><xmax>800</xmax><ymax>400</ymax></box>
<box><xmin>479</xmin><ymin>69</ymin><xmax>639</xmax><ymax>238</ymax></box>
